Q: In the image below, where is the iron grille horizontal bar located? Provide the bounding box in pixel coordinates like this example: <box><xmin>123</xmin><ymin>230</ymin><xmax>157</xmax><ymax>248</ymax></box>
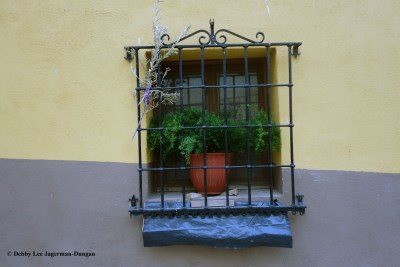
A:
<box><xmin>135</xmin><ymin>83</ymin><xmax>292</xmax><ymax>91</ymax></box>
<box><xmin>129</xmin><ymin>205</ymin><xmax>306</xmax><ymax>217</ymax></box>
<box><xmin>141</xmin><ymin>124</ymin><xmax>293</xmax><ymax>131</ymax></box>
<box><xmin>125</xmin><ymin>42</ymin><xmax>302</xmax><ymax>50</ymax></box>
<box><xmin>140</xmin><ymin>164</ymin><xmax>294</xmax><ymax>172</ymax></box>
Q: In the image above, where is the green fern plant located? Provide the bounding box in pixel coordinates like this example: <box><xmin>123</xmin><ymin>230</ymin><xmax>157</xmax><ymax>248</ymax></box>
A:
<box><xmin>147</xmin><ymin>107</ymin><xmax>280</xmax><ymax>164</ymax></box>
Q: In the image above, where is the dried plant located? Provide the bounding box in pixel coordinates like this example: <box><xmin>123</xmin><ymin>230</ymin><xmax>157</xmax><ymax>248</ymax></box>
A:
<box><xmin>131</xmin><ymin>0</ymin><xmax>190</xmax><ymax>139</ymax></box>
<box><xmin>264</xmin><ymin>0</ymin><xmax>270</xmax><ymax>15</ymax></box>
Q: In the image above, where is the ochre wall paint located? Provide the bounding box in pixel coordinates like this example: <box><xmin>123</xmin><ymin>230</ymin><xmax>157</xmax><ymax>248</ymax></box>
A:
<box><xmin>0</xmin><ymin>0</ymin><xmax>399</xmax><ymax>173</ymax></box>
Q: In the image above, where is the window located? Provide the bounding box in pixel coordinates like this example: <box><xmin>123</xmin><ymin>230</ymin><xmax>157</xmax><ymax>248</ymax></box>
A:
<box><xmin>125</xmin><ymin>20</ymin><xmax>306</xmax><ymax>217</ymax></box>
<box><xmin>151</xmin><ymin>58</ymin><xmax>281</xmax><ymax>195</ymax></box>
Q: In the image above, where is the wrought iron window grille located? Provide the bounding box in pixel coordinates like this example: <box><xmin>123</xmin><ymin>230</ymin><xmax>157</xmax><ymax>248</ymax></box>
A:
<box><xmin>125</xmin><ymin>19</ymin><xmax>306</xmax><ymax>218</ymax></box>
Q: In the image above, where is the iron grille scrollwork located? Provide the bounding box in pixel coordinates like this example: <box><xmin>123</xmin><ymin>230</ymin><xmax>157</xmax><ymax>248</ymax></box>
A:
<box><xmin>161</xmin><ymin>19</ymin><xmax>265</xmax><ymax>46</ymax></box>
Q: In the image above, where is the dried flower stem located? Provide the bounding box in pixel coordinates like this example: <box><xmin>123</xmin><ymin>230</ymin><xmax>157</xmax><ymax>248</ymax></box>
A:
<box><xmin>131</xmin><ymin>0</ymin><xmax>190</xmax><ymax>139</ymax></box>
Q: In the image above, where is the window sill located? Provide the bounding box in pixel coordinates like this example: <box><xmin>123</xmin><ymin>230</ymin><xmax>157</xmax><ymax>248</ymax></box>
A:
<box><xmin>146</xmin><ymin>188</ymin><xmax>282</xmax><ymax>207</ymax></box>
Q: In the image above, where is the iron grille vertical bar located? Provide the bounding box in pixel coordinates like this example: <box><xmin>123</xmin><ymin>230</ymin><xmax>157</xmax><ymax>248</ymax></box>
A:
<box><xmin>135</xmin><ymin>49</ymin><xmax>143</xmax><ymax>208</ymax></box>
<box><xmin>157</xmin><ymin>65</ymin><xmax>165</xmax><ymax>208</ymax></box>
<box><xmin>222</xmin><ymin>47</ymin><xmax>229</xmax><ymax>207</ymax></box>
<box><xmin>201</xmin><ymin>46</ymin><xmax>208</xmax><ymax>207</ymax></box>
<box><xmin>187</xmin><ymin>78</ymin><xmax>191</xmax><ymax>107</ymax></box>
<box><xmin>178</xmin><ymin>48</ymin><xmax>186</xmax><ymax>207</ymax></box>
<box><xmin>244</xmin><ymin>46</ymin><xmax>252</xmax><ymax>205</ymax></box>
<box><xmin>233</xmin><ymin>76</ymin><xmax>236</xmax><ymax>120</ymax></box>
<box><xmin>288</xmin><ymin>46</ymin><xmax>295</xmax><ymax>205</ymax></box>
<box><xmin>265</xmin><ymin>46</ymin><xmax>274</xmax><ymax>205</ymax></box>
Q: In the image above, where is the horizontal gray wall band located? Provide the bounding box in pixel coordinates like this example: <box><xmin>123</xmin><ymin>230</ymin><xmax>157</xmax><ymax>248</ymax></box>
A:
<box><xmin>0</xmin><ymin>158</ymin><xmax>399</xmax><ymax>267</ymax></box>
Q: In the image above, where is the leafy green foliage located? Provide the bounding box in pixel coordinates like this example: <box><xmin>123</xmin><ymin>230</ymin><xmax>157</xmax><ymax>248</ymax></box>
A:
<box><xmin>250</xmin><ymin>109</ymin><xmax>281</xmax><ymax>153</ymax></box>
<box><xmin>147</xmin><ymin>107</ymin><xmax>280</xmax><ymax>164</ymax></box>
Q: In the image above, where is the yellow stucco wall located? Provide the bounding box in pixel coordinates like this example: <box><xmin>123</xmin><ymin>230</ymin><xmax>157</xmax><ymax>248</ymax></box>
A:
<box><xmin>0</xmin><ymin>0</ymin><xmax>399</xmax><ymax>173</ymax></box>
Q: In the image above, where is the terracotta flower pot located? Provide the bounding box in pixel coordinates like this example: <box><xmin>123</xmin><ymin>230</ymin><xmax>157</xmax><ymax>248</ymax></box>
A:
<box><xmin>189</xmin><ymin>153</ymin><xmax>233</xmax><ymax>195</ymax></box>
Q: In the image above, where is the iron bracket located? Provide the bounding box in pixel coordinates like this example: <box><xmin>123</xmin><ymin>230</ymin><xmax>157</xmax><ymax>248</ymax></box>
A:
<box><xmin>124</xmin><ymin>48</ymin><xmax>133</xmax><ymax>62</ymax></box>
<box><xmin>291</xmin><ymin>45</ymin><xmax>301</xmax><ymax>57</ymax></box>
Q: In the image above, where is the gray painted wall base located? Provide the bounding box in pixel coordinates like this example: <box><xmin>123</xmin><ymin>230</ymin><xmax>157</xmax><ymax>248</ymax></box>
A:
<box><xmin>0</xmin><ymin>158</ymin><xmax>399</xmax><ymax>267</ymax></box>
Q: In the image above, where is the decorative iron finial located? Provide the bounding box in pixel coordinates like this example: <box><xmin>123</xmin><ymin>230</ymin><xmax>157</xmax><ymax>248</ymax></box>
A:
<box><xmin>209</xmin><ymin>19</ymin><xmax>215</xmax><ymax>45</ymax></box>
<box><xmin>296</xmin><ymin>194</ymin><xmax>304</xmax><ymax>205</ymax></box>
